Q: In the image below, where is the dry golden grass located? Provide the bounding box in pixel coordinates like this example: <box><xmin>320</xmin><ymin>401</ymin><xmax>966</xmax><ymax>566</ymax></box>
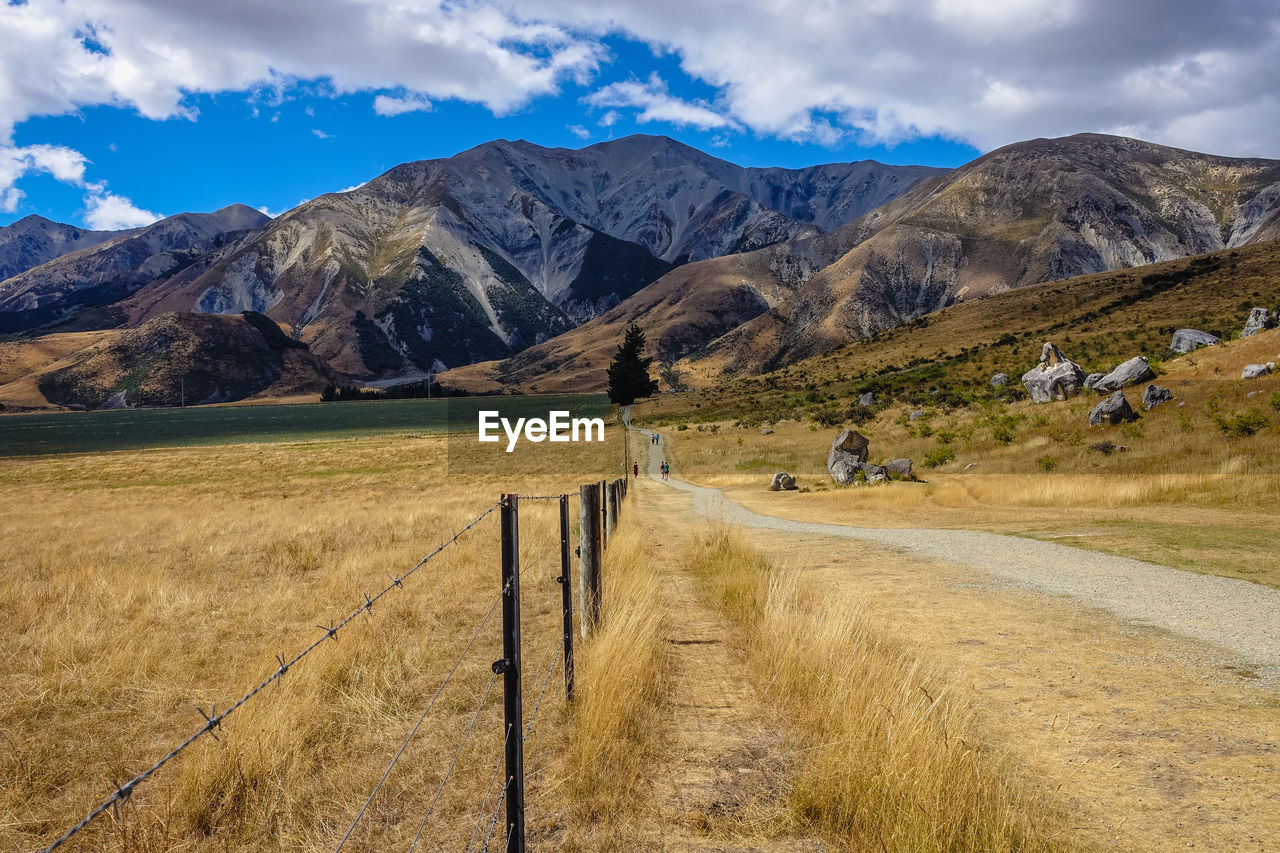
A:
<box><xmin>681</xmin><ymin>525</ymin><xmax>1074</xmax><ymax>852</ymax></box>
<box><xmin>557</xmin><ymin>515</ymin><xmax>669</xmax><ymax>848</ymax></box>
<box><xmin>0</xmin><ymin>434</ymin><xmax>619</xmax><ymax>852</ymax></box>
<box><xmin>650</xmin><ymin>328</ymin><xmax>1280</xmax><ymax>586</ymax></box>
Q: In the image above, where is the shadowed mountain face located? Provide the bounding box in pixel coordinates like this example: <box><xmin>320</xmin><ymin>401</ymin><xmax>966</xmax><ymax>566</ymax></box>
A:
<box><xmin>0</xmin><ymin>205</ymin><xmax>271</xmax><ymax>333</ymax></box>
<box><xmin>0</xmin><ymin>216</ymin><xmax>137</xmax><ymax>282</ymax></box>
<box><xmin>451</xmin><ymin>134</ymin><xmax>1280</xmax><ymax>392</ymax></box>
<box><xmin>693</xmin><ymin>134</ymin><xmax>1280</xmax><ymax>375</ymax></box>
<box><xmin>107</xmin><ymin>135</ymin><xmax>939</xmax><ymax>378</ymax></box>
<box><xmin>36</xmin><ymin>311</ymin><xmax>336</xmax><ymax>410</ymax></box>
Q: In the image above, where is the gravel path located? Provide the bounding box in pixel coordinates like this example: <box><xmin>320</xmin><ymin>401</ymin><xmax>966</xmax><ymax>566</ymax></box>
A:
<box><xmin>638</xmin><ymin>426</ymin><xmax>1280</xmax><ymax>680</ymax></box>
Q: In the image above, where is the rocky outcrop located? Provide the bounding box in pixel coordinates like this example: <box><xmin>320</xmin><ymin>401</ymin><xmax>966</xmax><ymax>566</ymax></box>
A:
<box><xmin>1242</xmin><ymin>363</ymin><xmax>1273</xmax><ymax>379</ymax></box>
<box><xmin>1241</xmin><ymin>307</ymin><xmax>1275</xmax><ymax>338</ymax></box>
<box><xmin>1142</xmin><ymin>384</ymin><xmax>1173</xmax><ymax>410</ymax></box>
<box><xmin>1022</xmin><ymin>342</ymin><xmax>1087</xmax><ymax>403</ymax></box>
<box><xmin>1089</xmin><ymin>391</ymin><xmax>1138</xmax><ymax>426</ymax></box>
<box><xmin>1084</xmin><ymin>372</ymin><xmax>1104</xmax><ymax>390</ymax></box>
<box><xmin>990</xmin><ymin>373</ymin><xmax>1009</xmax><ymax>388</ymax></box>
<box><xmin>828</xmin><ymin>429</ymin><xmax>870</xmax><ymax>485</ymax></box>
<box><xmin>1171</xmin><ymin>329</ymin><xmax>1219</xmax><ymax>353</ymax></box>
<box><xmin>885</xmin><ymin>458</ymin><xmax>913</xmax><ymax>479</ymax></box>
<box><xmin>857</xmin><ymin>392</ymin><xmax>875</xmax><ymax>406</ymax></box>
<box><xmin>1093</xmin><ymin>356</ymin><xmax>1157</xmax><ymax>393</ymax></box>
<box><xmin>769</xmin><ymin>472</ymin><xmax>797</xmax><ymax>491</ymax></box>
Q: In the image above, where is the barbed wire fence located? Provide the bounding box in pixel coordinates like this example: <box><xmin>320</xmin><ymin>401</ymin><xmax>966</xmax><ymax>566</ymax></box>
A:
<box><xmin>38</xmin><ymin>475</ymin><xmax>632</xmax><ymax>853</ymax></box>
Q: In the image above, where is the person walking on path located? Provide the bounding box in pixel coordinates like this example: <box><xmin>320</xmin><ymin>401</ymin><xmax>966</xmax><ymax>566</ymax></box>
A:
<box><xmin>661</xmin><ymin>461</ymin><xmax>669</xmax><ymax>481</ymax></box>
<box><xmin>633</xmin><ymin>462</ymin><xmax>639</xmax><ymax>478</ymax></box>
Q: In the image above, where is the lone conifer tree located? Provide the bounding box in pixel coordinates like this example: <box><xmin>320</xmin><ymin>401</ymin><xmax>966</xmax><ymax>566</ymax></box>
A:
<box><xmin>606</xmin><ymin>324</ymin><xmax>659</xmax><ymax>405</ymax></box>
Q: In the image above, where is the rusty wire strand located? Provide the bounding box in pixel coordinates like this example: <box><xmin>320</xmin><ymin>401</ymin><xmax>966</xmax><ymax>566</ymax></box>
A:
<box><xmin>40</xmin><ymin>500</ymin><xmax>503</xmax><ymax>853</ymax></box>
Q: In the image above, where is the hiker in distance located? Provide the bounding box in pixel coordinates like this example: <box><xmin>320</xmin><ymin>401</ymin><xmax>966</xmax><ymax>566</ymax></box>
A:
<box><xmin>633</xmin><ymin>462</ymin><xmax>639</xmax><ymax>478</ymax></box>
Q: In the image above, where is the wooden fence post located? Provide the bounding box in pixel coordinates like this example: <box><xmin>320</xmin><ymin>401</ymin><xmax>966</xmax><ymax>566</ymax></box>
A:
<box><xmin>557</xmin><ymin>494</ymin><xmax>575</xmax><ymax>701</ymax></box>
<box><xmin>578</xmin><ymin>483</ymin><xmax>602</xmax><ymax>637</ymax></box>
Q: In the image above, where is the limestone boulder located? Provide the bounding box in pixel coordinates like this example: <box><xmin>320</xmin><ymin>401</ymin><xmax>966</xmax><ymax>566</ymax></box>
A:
<box><xmin>1021</xmin><ymin>342</ymin><xmax>1087</xmax><ymax>403</ymax></box>
<box><xmin>1142</xmin><ymin>384</ymin><xmax>1173</xmax><ymax>410</ymax></box>
<box><xmin>885</xmin><ymin>458</ymin><xmax>913</xmax><ymax>480</ymax></box>
<box><xmin>1083</xmin><ymin>372</ymin><xmax>1105</xmax><ymax>390</ymax></box>
<box><xmin>1242</xmin><ymin>363</ymin><xmax>1272</xmax><ymax>379</ymax></box>
<box><xmin>1171</xmin><ymin>329</ymin><xmax>1219</xmax><ymax>353</ymax></box>
<box><xmin>1241</xmin><ymin>307</ymin><xmax>1275</xmax><ymax>338</ymax></box>
<box><xmin>1093</xmin><ymin>356</ymin><xmax>1156</xmax><ymax>393</ymax></box>
<box><xmin>857</xmin><ymin>392</ymin><xmax>875</xmax><ymax>407</ymax></box>
<box><xmin>769</xmin><ymin>472</ymin><xmax>797</xmax><ymax>491</ymax></box>
<box><xmin>990</xmin><ymin>373</ymin><xmax>1009</xmax><ymax>388</ymax></box>
<box><xmin>1089</xmin><ymin>391</ymin><xmax>1138</xmax><ymax>426</ymax></box>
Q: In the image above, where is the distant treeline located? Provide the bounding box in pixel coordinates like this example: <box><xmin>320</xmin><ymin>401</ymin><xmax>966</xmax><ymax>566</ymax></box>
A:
<box><xmin>320</xmin><ymin>380</ymin><xmax>476</xmax><ymax>402</ymax></box>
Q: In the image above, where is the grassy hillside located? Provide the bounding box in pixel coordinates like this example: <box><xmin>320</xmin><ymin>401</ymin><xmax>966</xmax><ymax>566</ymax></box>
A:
<box><xmin>666</xmin><ymin>239</ymin><xmax>1280</xmax><ymax>421</ymax></box>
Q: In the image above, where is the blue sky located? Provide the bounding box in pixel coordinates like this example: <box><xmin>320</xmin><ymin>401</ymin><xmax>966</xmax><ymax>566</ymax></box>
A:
<box><xmin>2</xmin><ymin>1</ymin><xmax>1277</xmax><ymax>230</ymax></box>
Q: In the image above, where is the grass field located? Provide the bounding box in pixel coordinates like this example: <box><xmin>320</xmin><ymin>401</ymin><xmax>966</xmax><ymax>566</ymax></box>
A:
<box><xmin>646</xmin><ymin>326</ymin><xmax>1280</xmax><ymax>587</ymax></box>
<box><xmin>0</xmin><ymin>394</ymin><xmax>610</xmax><ymax>457</ymax></box>
<box><xmin>0</xmin><ymin>428</ymin><xmax>624</xmax><ymax>852</ymax></box>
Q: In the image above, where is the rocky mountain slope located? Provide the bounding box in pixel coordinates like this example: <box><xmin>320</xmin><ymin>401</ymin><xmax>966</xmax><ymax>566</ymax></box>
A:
<box><xmin>0</xmin><ymin>215</ymin><xmax>136</xmax><ymax>281</ymax></box>
<box><xmin>109</xmin><ymin>136</ymin><xmax>939</xmax><ymax>379</ymax></box>
<box><xmin>701</xmin><ymin>134</ymin><xmax>1280</xmax><ymax>374</ymax></box>
<box><xmin>33</xmin><ymin>311</ymin><xmax>335</xmax><ymax>409</ymax></box>
<box><xmin>0</xmin><ymin>204</ymin><xmax>270</xmax><ymax>333</ymax></box>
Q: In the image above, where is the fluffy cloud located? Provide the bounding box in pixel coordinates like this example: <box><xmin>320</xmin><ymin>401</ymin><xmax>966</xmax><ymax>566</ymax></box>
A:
<box><xmin>83</xmin><ymin>183</ymin><xmax>160</xmax><ymax>230</ymax></box>
<box><xmin>0</xmin><ymin>0</ymin><xmax>604</xmax><ymax>138</ymax></box>
<box><xmin>584</xmin><ymin>73</ymin><xmax>739</xmax><ymax>131</ymax></box>
<box><xmin>374</xmin><ymin>93</ymin><xmax>433</xmax><ymax>116</ymax></box>
<box><xmin>525</xmin><ymin>0</ymin><xmax>1280</xmax><ymax>156</ymax></box>
<box><xmin>0</xmin><ymin>0</ymin><xmax>1278</xmax><ymax>173</ymax></box>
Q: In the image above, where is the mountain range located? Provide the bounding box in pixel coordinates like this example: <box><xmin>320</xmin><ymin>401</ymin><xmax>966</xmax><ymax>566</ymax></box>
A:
<box><xmin>2</xmin><ymin>132</ymin><xmax>1279</xmax><ymax>409</ymax></box>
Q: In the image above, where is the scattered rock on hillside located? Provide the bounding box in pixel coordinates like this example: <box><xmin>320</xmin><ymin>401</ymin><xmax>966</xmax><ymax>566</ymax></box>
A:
<box><xmin>1084</xmin><ymin>372</ymin><xmax>1105</xmax><ymax>390</ymax></box>
<box><xmin>885</xmin><ymin>458</ymin><xmax>913</xmax><ymax>479</ymax></box>
<box><xmin>990</xmin><ymin>373</ymin><xmax>1009</xmax><ymax>388</ymax></box>
<box><xmin>1242</xmin><ymin>363</ymin><xmax>1273</xmax><ymax>379</ymax></box>
<box><xmin>909</xmin><ymin>410</ymin><xmax>926</xmax><ymax>421</ymax></box>
<box><xmin>1022</xmin><ymin>342</ymin><xmax>1087</xmax><ymax>403</ymax></box>
<box><xmin>1142</xmin><ymin>384</ymin><xmax>1173</xmax><ymax>410</ymax></box>
<box><xmin>1171</xmin><ymin>329</ymin><xmax>1219</xmax><ymax>353</ymax></box>
<box><xmin>1241</xmin><ymin>307</ymin><xmax>1276</xmax><ymax>338</ymax></box>
<box><xmin>858</xmin><ymin>392</ymin><xmax>875</xmax><ymax>407</ymax></box>
<box><xmin>862</xmin><ymin>464</ymin><xmax>890</xmax><ymax>485</ymax></box>
<box><xmin>828</xmin><ymin>429</ymin><xmax>870</xmax><ymax>485</ymax></box>
<box><xmin>769</xmin><ymin>471</ymin><xmax>797</xmax><ymax>491</ymax></box>
<box><xmin>1089</xmin><ymin>391</ymin><xmax>1138</xmax><ymax>426</ymax></box>
<box><xmin>761</xmin><ymin>428</ymin><xmax>774</xmax><ymax>435</ymax></box>
<box><xmin>1093</xmin><ymin>356</ymin><xmax>1156</xmax><ymax>393</ymax></box>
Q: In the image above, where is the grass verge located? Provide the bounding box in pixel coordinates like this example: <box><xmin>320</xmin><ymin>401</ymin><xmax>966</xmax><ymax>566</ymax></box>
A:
<box><xmin>684</xmin><ymin>524</ymin><xmax>1075</xmax><ymax>852</ymax></box>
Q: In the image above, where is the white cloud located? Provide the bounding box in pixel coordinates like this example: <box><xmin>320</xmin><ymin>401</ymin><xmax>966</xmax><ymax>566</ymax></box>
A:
<box><xmin>0</xmin><ymin>0</ymin><xmax>1276</xmax><ymax>172</ymax></box>
<box><xmin>566</xmin><ymin>123</ymin><xmax>590</xmax><ymax>139</ymax></box>
<box><xmin>584</xmin><ymin>73</ymin><xmax>739</xmax><ymax>131</ymax></box>
<box><xmin>1</xmin><ymin>187</ymin><xmax>23</xmax><ymax>213</ymax></box>
<box><xmin>83</xmin><ymin>183</ymin><xmax>160</xmax><ymax>230</ymax></box>
<box><xmin>336</xmin><ymin>182</ymin><xmax>365</xmax><ymax>193</ymax></box>
<box><xmin>374</xmin><ymin>93</ymin><xmax>433</xmax><ymax>116</ymax></box>
<box><xmin>0</xmin><ymin>0</ymin><xmax>605</xmax><ymax>140</ymax></box>
<box><xmin>520</xmin><ymin>0</ymin><xmax>1280</xmax><ymax>156</ymax></box>
<box><xmin>312</xmin><ymin>128</ymin><xmax>333</xmax><ymax>139</ymax></box>
<box><xmin>256</xmin><ymin>205</ymin><xmax>278</xmax><ymax>218</ymax></box>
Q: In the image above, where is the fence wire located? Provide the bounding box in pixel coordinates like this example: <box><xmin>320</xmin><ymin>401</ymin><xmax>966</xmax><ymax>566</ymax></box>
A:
<box><xmin>40</xmin><ymin>500</ymin><xmax>503</xmax><ymax>853</ymax></box>
<box><xmin>334</xmin><ymin>591</ymin><xmax>505</xmax><ymax>851</ymax></box>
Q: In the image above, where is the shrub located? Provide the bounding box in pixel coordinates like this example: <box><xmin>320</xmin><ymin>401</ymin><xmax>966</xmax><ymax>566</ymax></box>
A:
<box><xmin>1036</xmin><ymin>454</ymin><xmax>1058</xmax><ymax>472</ymax></box>
<box><xmin>1217</xmin><ymin>409</ymin><xmax>1271</xmax><ymax>438</ymax></box>
<box><xmin>922</xmin><ymin>446</ymin><xmax>956</xmax><ymax>468</ymax></box>
<box><xmin>1270</xmin><ymin>392</ymin><xmax>1280</xmax><ymax>411</ymax></box>
<box><xmin>1089</xmin><ymin>440</ymin><xmax>1117</xmax><ymax>455</ymax></box>
<box><xmin>1177</xmin><ymin>411</ymin><xmax>1194</xmax><ymax>433</ymax></box>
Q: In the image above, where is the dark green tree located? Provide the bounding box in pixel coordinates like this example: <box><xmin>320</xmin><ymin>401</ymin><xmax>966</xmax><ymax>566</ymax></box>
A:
<box><xmin>606</xmin><ymin>324</ymin><xmax>659</xmax><ymax>405</ymax></box>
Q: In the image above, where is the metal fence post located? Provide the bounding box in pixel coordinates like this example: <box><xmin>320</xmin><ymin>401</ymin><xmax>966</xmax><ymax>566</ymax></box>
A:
<box><xmin>578</xmin><ymin>483</ymin><xmax>602</xmax><ymax>637</ymax></box>
<box><xmin>557</xmin><ymin>494</ymin><xmax>575</xmax><ymax>702</ymax></box>
<box><xmin>494</xmin><ymin>494</ymin><xmax>525</xmax><ymax>853</ymax></box>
